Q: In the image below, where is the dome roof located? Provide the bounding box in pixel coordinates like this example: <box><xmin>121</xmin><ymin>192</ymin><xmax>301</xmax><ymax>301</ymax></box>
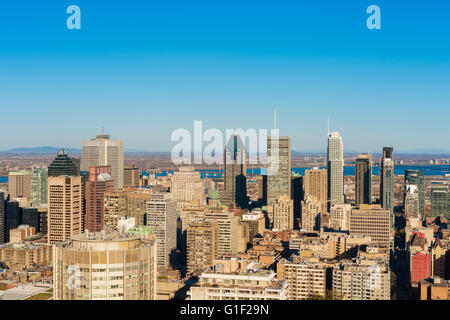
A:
<box><xmin>208</xmin><ymin>190</ymin><xmax>220</xmax><ymax>200</ymax></box>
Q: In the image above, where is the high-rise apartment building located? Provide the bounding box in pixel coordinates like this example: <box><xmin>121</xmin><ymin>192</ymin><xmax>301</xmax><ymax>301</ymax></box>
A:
<box><xmin>355</xmin><ymin>153</ymin><xmax>372</xmax><ymax>206</ymax></box>
<box><xmin>271</xmin><ymin>195</ymin><xmax>294</xmax><ymax>231</ymax></box>
<box><xmin>205</xmin><ymin>211</ymin><xmax>239</xmax><ymax>255</ymax></box>
<box><xmin>53</xmin><ymin>231</ymin><xmax>156</xmax><ymax>300</ymax></box>
<box><xmin>48</xmin><ymin>148</ymin><xmax>78</xmax><ymax>177</ymax></box>
<box><xmin>300</xmin><ymin>196</ymin><xmax>322</xmax><ymax>232</ymax></box>
<box><xmin>86</xmin><ymin>166</ymin><xmax>115</xmax><ymax>232</ymax></box>
<box><xmin>31</xmin><ymin>167</ymin><xmax>48</xmax><ymax>206</ymax></box>
<box><xmin>146</xmin><ymin>192</ymin><xmax>177</xmax><ymax>268</ymax></box>
<box><xmin>332</xmin><ymin>261</ymin><xmax>390</xmax><ymax>300</ymax></box>
<box><xmin>327</xmin><ymin>132</ymin><xmax>344</xmax><ymax>207</ymax></box>
<box><xmin>404</xmin><ymin>170</ymin><xmax>425</xmax><ymax>218</ymax></box>
<box><xmin>267</xmin><ymin>136</ymin><xmax>291</xmax><ymax>206</ymax></box>
<box><xmin>47</xmin><ymin>176</ymin><xmax>83</xmax><ymax>244</ymax></box>
<box><xmin>380</xmin><ymin>147</ymin><xmax>394</xmax><ymax>214</ymax></box>
<box><xmin>304</xmin><ymin>167</ymin><xmax>327</xmax><ymax>215</ymax></box>
<box><xmin>350</xmin><ymin>204</ymin><xmax>391</xmax><ymax>248</ymax></box>
<box><xmin>221</xmin><ymin>135</ymin><xmax>248</xmax><ymax>208</ymax></box>
<box><xmin>81</xmin><ymin>134</ymin><xmax>124</xmax><ymax>190</ymax></box>
<box><xmin>329</xmin><ymin>203</ymin><xmax>352</xmax><ymax>231</ymax></box>
<box><xmin>277</xmin><ymin>256</ymin><xmax>327</xmax><ymax>300</ymax></box>
<box><xmin>171</xmin><ymin>167</ymin><xmax>205</xmax><ymax>210</ymax></box>
<box><xmin>8</xmin><ymin>170</ymin><xmax>31</xmax><ymax>199</ymax></box>
<box><xmin>186</xmin><ymin>221</ymin><xmax>219</xmax><ymax>275</ymax></box>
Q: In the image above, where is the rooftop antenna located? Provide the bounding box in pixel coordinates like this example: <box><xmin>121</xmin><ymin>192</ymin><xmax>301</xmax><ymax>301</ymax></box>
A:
<box><xmin>274</xmin><ymin>105</ymin><xmax>277</xmax><ymax>130</ymax></box>
<box><xmin>101</xmin><ymin>127</ymin><xmax>105</xmax><ymax>135</ymax></box>
<box><xmin>327</xmin><ymin>116</ymin><xmax>330</xmax><ymax>136</ymax></box>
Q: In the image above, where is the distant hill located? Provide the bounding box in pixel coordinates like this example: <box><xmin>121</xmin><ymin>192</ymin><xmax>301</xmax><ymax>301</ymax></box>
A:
<box><xmin>0</xmin><ymin>146</ymin><xmax>164</xmax><ymax>155</ymax></box>
<box><xmin>1</xmin><ymin>146</ymin><xmax>81</xmax><ymax>155</ymax></box>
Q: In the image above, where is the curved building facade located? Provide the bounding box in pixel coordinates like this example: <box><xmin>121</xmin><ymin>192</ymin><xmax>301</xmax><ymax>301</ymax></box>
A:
<box><xmin>54</xmin><ymin>231</ymin><xmax>156</xmax><ymax>300</ymax></box>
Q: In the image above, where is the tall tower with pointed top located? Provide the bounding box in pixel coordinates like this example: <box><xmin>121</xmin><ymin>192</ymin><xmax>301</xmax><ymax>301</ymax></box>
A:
<box><xmin>267</xmin><ymin>107</ymin><xmax>291</xmax><ymax>206</ymax></box>
<box><xmin>221</xmin><ymin>134</ymin><xmax>248</xmax><ymax>208</ymax></box>
<box><xmin>48</xmin><ymin>148</ymin><xmax>79</xmax><ymax>177</ymax></box>
<box><xmin>327</xmin><ymin>132</ymin><xmax>344</xmax><ymax>207</ymax></box>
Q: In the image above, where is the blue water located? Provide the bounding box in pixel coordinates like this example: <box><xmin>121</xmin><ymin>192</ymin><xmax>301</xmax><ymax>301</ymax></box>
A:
<box><xmin>142</xmin><ymin>165</ymin><xmax>450</xmax><ymax>179</ymax></box>
<box><xmin>2</xmin><ymin>165</ymin><xmax>448</xmax><ymax>183</ymax></box>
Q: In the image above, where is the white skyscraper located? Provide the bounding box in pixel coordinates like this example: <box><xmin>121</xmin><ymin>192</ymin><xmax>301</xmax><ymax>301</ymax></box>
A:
<box><xmin>146</xmin><ymin>192</ymin><xmax>177</xmax><ymax>269</ymax></box>
<box><xmin>81</xmin><ymin>133</ymin><xmax>124</xmax><ymax>190</ymax></box>
<box><xmin>327</xmin><ymin>131</ymin><xmax>344</xmax><ymax>207</ymax></box>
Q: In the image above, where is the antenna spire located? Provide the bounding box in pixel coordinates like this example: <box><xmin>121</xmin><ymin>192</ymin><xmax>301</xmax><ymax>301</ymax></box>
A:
<box><xmin>274</xmin><ymin>105</ymin><xmax>277</xmax><ymax>130</ymax></box>
<box><xmin>327</xmin><ymin>116</ymin><xmax>330</xmax><ymax>136</ymax></box>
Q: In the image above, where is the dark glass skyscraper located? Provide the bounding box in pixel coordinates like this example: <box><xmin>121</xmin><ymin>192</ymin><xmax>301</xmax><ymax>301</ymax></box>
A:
<box><xmin>5</xmin><ymin>200</ymin><xmax>21</xmax><ymax>243</ymax></box>
<box><xmin>0</xmin><ymin>192</ymin><xmax>4</xmax><ymax>244</ymax></box>
<box><xmin>221</xmin><ymin>135</ymin><xmax>248</xmax><ymax>208</ymax></box>
<box><xmin>430</xmin><ymin>182</ymin><xmax>449</xmax><ymax>219</ymax></box>
<box><xmin>48</xmin><ymin>148</ymin><xmax>79</xmax><ymax>177</ymax></box>
<box><xmin>22</xmin><ymin>207</ymin><xmax>40</xmax><ymax>232</ymax></box>
<box><xmin>355</xmin><ymin>154</ymin><xmax>372</xmax><ymax>207</ymax></box>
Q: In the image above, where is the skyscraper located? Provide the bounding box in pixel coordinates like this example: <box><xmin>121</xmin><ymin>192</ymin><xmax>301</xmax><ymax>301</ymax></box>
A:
<box><xmin>267</xmin><ymin>136</ymin><xmax>291</xmax><ymax>206</ymax></box>
<box><xmin>31</xmin><ymin>167</ymin><xmax>48</xmax><ymax>206</ymax></box>
<box><xmin>0</xmin><ymin>192</ymin><xmax>4</xmax><ymax>244</ymax></box>
<box><xmin>146</xmin><ymin>192</ymin><xmax>177</xmax><ymax>269</ymax></box>
<box><xmin>380</xmin><ymin>147</ymin><xmax>394</xmax><ymax>214</ymax></box>
<box><xmin>8</xmin><ymin>170</ymin><xmax>31</xmax><ymax>199</ymax></box>
<box><xmin>404</xmin><ymin>185</ymin><xmax>420</xmax><ymax>219</ymax></box>
<box><xmin>355</xmin><ymin>153</ymin><xmax>372</xmax><ymax>207</ymax></box>
<box><xmin>48</xmin><ymin>148</ymin><xmax>79</xmax><ymax>177</ymax></box>
<box><xmin>291</xmin><ymin>174</ymin><xmax>303</xmax><ymax>229</ymax></box>
<box><xmin>221</xmin><ymin>135</ymin><xmax>248</xmax><ymax>208</ymax></box>
<box><xmin>47</xmin><ymin>176</ymin><xmax>83</xmax><ymax>244</ymax></box>
<box><xmin>4</xmin><ymin>200</ymin><xmax>21</xmax><ymax>243</ymax></box>
<box><xmin>81</xmin><ymin>133</ymin><xmax>124</xmax><ymax>190</ymax></box>
<box><xmin>304</xmin><ymin>167</ymin><xmax>327</xmax><ymax>215</ymax></box>
<box><xmin>430</xmin><ymin>183</ymin><xmax>449</xmax><ymax>219</ymax></box>
<box><xmin>404</xmin><ymin>170</ymin><xmax>425</xmax><ymax>217</ymax></box>
<box><xmin>327</xmin><ymin>132</ymin><xmax>344</xmax><ymax>207</ymax></box>
<box><xmin>85</xmin><ymin>166</ymin><xmax>115</xmax><ymax>232</ymax></box>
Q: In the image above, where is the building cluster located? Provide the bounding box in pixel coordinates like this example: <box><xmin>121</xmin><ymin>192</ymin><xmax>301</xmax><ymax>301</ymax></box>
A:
<box><xmin>0</xmin><ymin>129</ymin><xmax>448</xmax><ymax>300</ymax></box>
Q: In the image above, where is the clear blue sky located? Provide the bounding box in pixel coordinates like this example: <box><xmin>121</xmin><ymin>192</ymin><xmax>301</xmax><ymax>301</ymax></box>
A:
<box><xmin>0</xmin><ymin>0</ymin><xmax>449</xmax><ymax>152</ymax></box>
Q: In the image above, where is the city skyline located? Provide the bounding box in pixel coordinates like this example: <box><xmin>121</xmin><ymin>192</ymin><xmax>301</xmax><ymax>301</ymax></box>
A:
<box><xmin>0</xmin><ymin>1</ymin><xmax>449</xmax><ymax>152</ymax></box>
